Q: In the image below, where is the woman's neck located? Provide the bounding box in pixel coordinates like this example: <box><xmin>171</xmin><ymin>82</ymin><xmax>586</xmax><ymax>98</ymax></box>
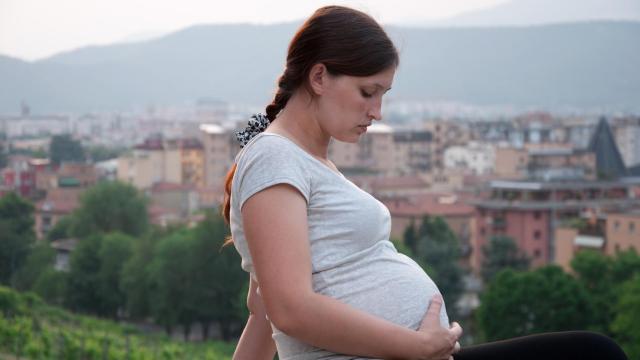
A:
<box><xmin>264</xmin><ymin>91</ymin><xmax>331</xmax><ymax>160</ymax></box>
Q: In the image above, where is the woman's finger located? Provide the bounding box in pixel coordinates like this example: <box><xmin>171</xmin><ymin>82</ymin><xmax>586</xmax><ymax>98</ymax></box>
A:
<box><xmin>449</xmin><ymin>322</ymin><xmax>463</xmax><ymax>339</ymax></box>
<box><xmin>453</xmin><ymin>341</ymin><xmax>461</xmax><ymax>354</ymax></box>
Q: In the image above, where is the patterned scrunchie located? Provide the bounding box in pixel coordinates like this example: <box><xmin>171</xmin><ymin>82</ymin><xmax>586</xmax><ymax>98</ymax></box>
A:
<box><xmin>235</xmin><ymin>113</ymin><xmax>271</xmax><ymax>148</ymax></box>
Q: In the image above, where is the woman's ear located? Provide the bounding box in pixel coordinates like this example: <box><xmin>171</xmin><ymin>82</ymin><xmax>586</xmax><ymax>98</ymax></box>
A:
<box><xmin>308</xmin><ymin>63</ymin><xmax>328</xmax><ymax>96</ymax></box>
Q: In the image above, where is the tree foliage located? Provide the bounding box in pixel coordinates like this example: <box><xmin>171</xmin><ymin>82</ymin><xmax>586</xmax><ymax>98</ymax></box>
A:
<box><xmin>49</xmin><ymin>134</ymin><xmax>85</xmax><ymax>165</ymax></box>
<box><xmin>65</xmin><ymin>235</ymin><xmax>103</xmax><ymax>314</ymax></box>
<box><xmin>477</xmin><ymin>266</ymin><xmax>593</xmax><ymax>341</ymax></box>
<box><xmin>65</xmin><ymin>233</ymin><xmax>134</xmax><ymax>318</ymax></box>
<box><xmin>190</xmin><ymin>210</ymin><xmax>246</xmax><ymax>340</ymax></box>
<box><xmin>0</xmin><ymin>192</ymin><xmax>35</xmax><ymax>286</ymax></box>
<box><xmin>121</xmin><ymin>234</ymin><xmax>157</xmax><ymax>320</ymax></box>
<box><xmin>481</xmin><ymin>235</ymin><xmax>531</xmax><ymax>283</ymax></box>
<box><xmin>147</xmin><ymin>212</ymin><xmax>246</xmax><ymax>340</ymax></box>
<box><xmin>405</xmin><ymin>216</ymin><xmax>465</xmax><ymax>317</ymax></box>
<box><xmin>611</xmin><ymin>274</ymin><xmax>640</xmax><ymax>360</ymax></box>
<box><xmin>46</xmin><ymin>215</ymin><xmax>73</xmax><ymax>242</ymax></box>
<box><xmin>70</xmin><ymin>181</ymin><xmax>148</xmax><ymax>238</ymax></box>
<box><xmin>571</xmin><ymin>249</ymin><xmax>640</xmax><ymax>335</ymax></box>
<box><xmin>11</xmin><ymin>243</ymin><xmax>55</xmax><ymax>292</ymax></box>
<box><xmin>97</xmin><ymin>233</ymin><xmax>134</xmax><ymax>318</ymax></box>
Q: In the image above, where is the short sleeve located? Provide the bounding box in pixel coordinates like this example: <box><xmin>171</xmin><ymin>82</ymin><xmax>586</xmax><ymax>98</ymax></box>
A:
<box><xmin>234</xmin><ymin>135</ymin><xmax>311</xmax><ymax>210</ymax></box>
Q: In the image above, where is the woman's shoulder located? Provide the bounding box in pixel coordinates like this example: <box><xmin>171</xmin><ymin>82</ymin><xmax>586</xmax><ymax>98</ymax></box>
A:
<box><xmin>234</xmin><ymin>132</ymin><xmax>311</xmax><ymax>178</ymax></box>
<box><xmin>232</xmin><ymin>132</ymin><xmax>313</xmax><ymax>205</ymax></box>
<box><xmin>237</xmin><ymin>132</ymin><xmax>305</xmax><ymax>163</ymax></box>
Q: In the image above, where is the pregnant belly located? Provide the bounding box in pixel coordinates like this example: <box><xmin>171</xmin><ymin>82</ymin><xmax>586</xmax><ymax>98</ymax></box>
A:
<box><xmin>312</xmin><ymin>242</ymin><xmax>450</xmax><ymax>330</ymax></box>
<box><xmin>271</xmin><ymin>242</ymin><xmax>450</xmax><ymax>360</ymax></box>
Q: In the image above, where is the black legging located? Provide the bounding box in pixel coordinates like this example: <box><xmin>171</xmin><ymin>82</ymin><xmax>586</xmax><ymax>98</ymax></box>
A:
<box><xmin>454</xmin><ymin>331</ymin><xmax>628</xmax><ymax>360</ymax></box>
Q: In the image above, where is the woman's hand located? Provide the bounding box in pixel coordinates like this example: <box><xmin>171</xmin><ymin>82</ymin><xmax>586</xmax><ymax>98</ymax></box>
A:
<box><xmin>416</xmin><ymin>294</ymin><xmax>463</xmax><ymax>360</ymax></box>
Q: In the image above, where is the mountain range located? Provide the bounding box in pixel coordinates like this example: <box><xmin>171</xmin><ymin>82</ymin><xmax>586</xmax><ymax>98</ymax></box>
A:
<box><xmin>1</xmin><ymin>20</ymin><xmax>639</xmax><ymax>114</ymax></box>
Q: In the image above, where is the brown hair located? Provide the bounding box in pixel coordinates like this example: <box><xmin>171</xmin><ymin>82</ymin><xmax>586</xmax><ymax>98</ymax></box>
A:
<box><xmin>222</xmin><ymin>6</ymin><xmax>398</xmax><ymax>244</ymax></box>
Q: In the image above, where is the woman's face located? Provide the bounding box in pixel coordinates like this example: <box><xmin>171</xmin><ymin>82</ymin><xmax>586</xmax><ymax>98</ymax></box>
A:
<box><xmin>314</xmin><ymin>66</ymin><xmax>396</xmax><ymax>143</ymax></box>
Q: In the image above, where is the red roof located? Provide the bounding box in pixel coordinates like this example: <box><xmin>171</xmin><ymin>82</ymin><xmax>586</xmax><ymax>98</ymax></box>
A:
<box><xmin>348</xmin><ymin>175</ymin><xmax>428</xmax><ymax>191</ymax></box>
<box><xmin>179</xmin><ymin>138</ymin><xmax>204</xmax><ymax>150</ymax></box>
<box><xmin>135</xmin><ymin>138</ymin><xmax>164</xmax><ymax>150</ymax></box>
<box><xmin>383</xmin><ymin>192</ymin><xmax>475</xmax><ymax>217</ymax></box>
<box><xmin>151</xmin><ymin>182</ymin><xmax>196</xmax><ymax>192</ymax></box>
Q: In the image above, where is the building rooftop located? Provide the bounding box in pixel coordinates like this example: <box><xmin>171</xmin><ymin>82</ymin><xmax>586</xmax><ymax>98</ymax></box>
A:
<box><xmin>588</xmin><ymin>117</ymin><xmax>627</xmax><ymax>179</ymax></box>
<box><xmin>472</xmin><ymin>198</ymin><xmax>639</xmax><ymax>211</ymax></box>
<box><xmin>199</xmin><ymin>124</ymin><xmax>225</xmax><ymax>135</ymax></box>
<box><xmin>489</xmin><ymin>177</ymin><xmax>640</xmax><ymax>191</ymax></box>
<box><xmin>383</xmin><ymin>192</ymin><xmax>475</xmax><ymax>217</ymax></box>
<box><xmin>50</xmin><ymin>238</ymin><xmax>79</xmax><ymax>252</ymax></box>
<box><xmin>150</xmin><ymin>182</ymin><xmax>196</xmax><ymax>192</ymax></box>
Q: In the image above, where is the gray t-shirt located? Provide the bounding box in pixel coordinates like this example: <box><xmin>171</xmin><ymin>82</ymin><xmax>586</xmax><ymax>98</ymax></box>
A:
<box><xmin>230</xmin><ymin>132</ymin><xmax>449</xmax><ymax>360</ymax></box>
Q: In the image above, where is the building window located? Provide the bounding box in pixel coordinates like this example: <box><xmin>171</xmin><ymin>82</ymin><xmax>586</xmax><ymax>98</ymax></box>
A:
<box><xmin>630</xmin><ymin>222</ymin><xmax>636</xmax><ymax>234</ymax></box>
<box><xmin>534</xmin><ymin>211</ymin><xmax>541</xmax><ymax>220</ymax></box>
<box><xmin>614</xmin><ymin>220</ymin><xmax>620</xmax><ymax>231</ymax></box>
<box><xmin>534</xmin><ymin>249</ymin><xmax>541</xmax><ymax>258</ymax></box>
<box><xmin>533</xmin><ymin>230</ymin><xmax>541</xmax><ymax>240</ymax></box>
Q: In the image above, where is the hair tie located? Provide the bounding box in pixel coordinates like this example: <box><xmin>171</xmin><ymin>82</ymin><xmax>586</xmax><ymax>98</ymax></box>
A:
<box><xmin>235</xmin><ymin>113</ymin><xmax>271</xmax><ymax>148</ymax></box>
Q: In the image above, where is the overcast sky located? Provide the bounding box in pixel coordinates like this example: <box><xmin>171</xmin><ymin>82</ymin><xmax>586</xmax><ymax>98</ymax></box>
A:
<box><xmin>0</xmin><ymin>0</ymin><xmax>506</xmax><ymax>61</ymax></box>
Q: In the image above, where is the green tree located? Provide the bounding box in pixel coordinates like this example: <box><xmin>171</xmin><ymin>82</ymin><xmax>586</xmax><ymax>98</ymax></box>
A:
<box><xmin>65</xmin><ymin>232</ymin><xmax>134</xmax><ymax>318</ymax></box>
<box><xmin>33</xmin><ymin>268</ymin><xmax>67</xmax><ymax>306</ymax></box>
<box><xmin>570</xmin><ymin>250</ymin><xmax>615</xmax><ymax>334</ymax></box>
<box><xmin>46</xmin><ymin>215</ymin><xmax>73</xmax><ymax>241</ymax></box>
<box><xmin>70</xmin><ymin>181</ymin><xmax>149</xmax><ymax>238</ymax></box>
<box><xmin>121</xmin><ymin>234</ymin><xmax>157</xmax><ymax>320</ymax></box>
<box><xmin>413</xmin><ymin>216</ymin><xmax>465</xmax><ymax>317</ymax></box>
<box><xmin>0</xmin><ymin>192</ymin><xmax>36</xmax><ymax>286</ymax></box>
<box><xmin>148</xmin><ymin>230</ymin><xmax>197</xmax><ymax>337</ymax></box>
<box><xmin>403</xmin><ymin>219</ymin><xmax>418</xmax><ymax>255</ymax></box>
<box><xmin>611</xmin><ymin>274</ymin><xmax>640</xmax><ymax>360</ymax></box>
<box><xmin>190</xmin><ymin>211</ymin><xmax>246</xmax><ymax>340</ymax></box>
<box><xmin>0</xmin><ymin>132</ymin><xmax>8</xmax><ymax>168</ymax></box>
<box><xmin>481</xmin><ymin>235</ymin><xmax>531</xmax><ymax>283</ymax></box>
<box><xmin>11</xmin><ymin>243</ymin><xmax>55</xmax><ymax>291</ymax></box>
<box><xmin>49</xmin><ymin>134</ymin><xmax>85</xmax><ymax>165</ymax></box>
<box><xmin>87</xmin><ymin>145</ymin><xmax>126</xmax><ymax>162</ymax></box>
<box><xmin>65</xmin><ymin>235</ymin><xmax>103</xmax><ymax>314</ymax></box>
<box><xmin>610</xmin><ymin>249</ymin><xmax>640</xmax><ymax>282</ymax></box>
<box><xmin>97</xmin><ymin>233</ymin><xmax>134</xmax><ymax>319</ymax></box>
<box><xmin>477</xmin><ymin>266</ymin><xmax>593</xmax><ymax>341</ymax></box>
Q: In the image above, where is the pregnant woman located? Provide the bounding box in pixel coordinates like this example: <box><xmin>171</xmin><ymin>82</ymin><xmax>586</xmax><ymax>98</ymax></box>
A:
<box><xmin>223</xmin><ymin>6</ymin><xmax>627</xmax><ymax>360</ymax></box>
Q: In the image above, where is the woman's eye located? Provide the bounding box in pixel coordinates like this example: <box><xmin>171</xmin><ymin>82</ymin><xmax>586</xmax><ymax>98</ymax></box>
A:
<box><xmin>361</xmin><ymin>90</ymin><xmax>373</xmax><ymax>98</ymax></box>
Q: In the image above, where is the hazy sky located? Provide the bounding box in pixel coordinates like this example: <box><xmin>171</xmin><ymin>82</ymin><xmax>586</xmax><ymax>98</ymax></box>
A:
<box><xmin>0</xmin><ymin>0</ymin><xmax>506</xmax><ymax>61</ymax></box>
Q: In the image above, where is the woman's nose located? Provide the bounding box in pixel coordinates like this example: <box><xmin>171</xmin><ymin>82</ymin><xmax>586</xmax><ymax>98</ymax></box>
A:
<box><xmin>368</xmin><ymin>104</ymin><xmax>382</xmax><ymax>121</ymax></box>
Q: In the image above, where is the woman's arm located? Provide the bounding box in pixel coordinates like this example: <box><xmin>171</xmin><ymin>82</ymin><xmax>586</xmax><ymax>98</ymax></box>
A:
<box><xmin>242</xmin><ymin>184</ymin><xmax>461</xmax><ymax>360</ymax></box>
<box><xmin>233</xmin><ymin>276</ymin><xmax>277</xmax><ymax>360</ymax></box>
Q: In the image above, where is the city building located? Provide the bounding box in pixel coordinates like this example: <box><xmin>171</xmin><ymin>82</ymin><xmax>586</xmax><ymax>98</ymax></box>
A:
<box><xmin>470</xmin><ymin>178</ymin><xmax>640</xmax><ymax>274</ymax></box>
<box><xmin>611</xmin><ymin>116</ymin><xmax>640</xmax><ymax>168</ymax></box>
<box><xmin>199</xmin><ymin>124</ymin><xmax>238</xmax><ymax>189</ymax></box>
<box><xmin>179</xmin><ymin>138</ymin><xmax>205</xmax><ymax>188</ymax></box>
<box><xmin>1</xmin><ymin>155</ymin><xmax>37</xmax><ymax>198</ymax></box>
<box><xmin>444</xmin><ymin>141</ymin><xmax>495</xmax><ymax>175</ymax></box>
<box><xmin>117</xmin><ymin>137</ymin><xmax>183</xmax><ymax>189</ymax></box>
<box><xmin>424</xmin><ymin>120</ymin><xmax>469</xmax><ymax>169</ymax></box>
<box><xmin>555</xmin><ymin>209</ymin><xmax>640</xmax><ymax>272</ymax></box>
<box><xmin>330</xmin><ymin>124</ymin><xmax>433</xmax><ymax>176</ymax></box>
<box><xmin>382</xmin><ymin>192</ymin><xmax>476</xmax><ymax>268</ymax></box>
